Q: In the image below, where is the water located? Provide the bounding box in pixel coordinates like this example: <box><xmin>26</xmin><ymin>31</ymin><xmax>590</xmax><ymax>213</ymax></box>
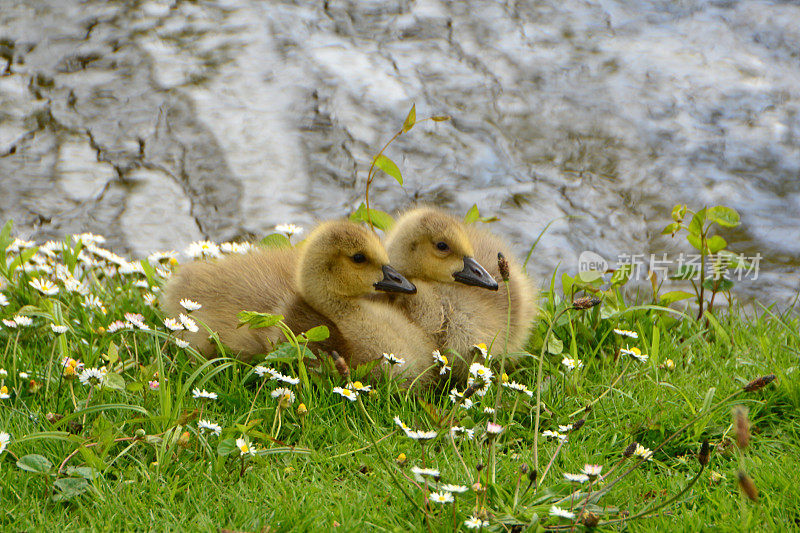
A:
<box><xmin>1</xmin><ymin>0</ymin><xmax>798</xmax><ymax>306</ymax></box>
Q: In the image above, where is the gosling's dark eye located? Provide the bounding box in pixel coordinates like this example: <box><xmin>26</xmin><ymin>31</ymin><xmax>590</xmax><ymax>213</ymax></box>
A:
<box><xmin>436</xmin><ymin>241</ymin><xmax>450</xmax><ymax>252</ymax></box>
<box><xmin>352</xmin><ymin>253</ymin><xmax>366</xmax><ymax>264</ymax></box>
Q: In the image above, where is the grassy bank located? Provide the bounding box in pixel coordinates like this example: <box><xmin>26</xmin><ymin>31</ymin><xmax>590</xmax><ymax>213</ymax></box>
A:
<box><xmin>0</xmin><ymin>226</ymin><xmax>797</xmax><ymax>532</ymax></box>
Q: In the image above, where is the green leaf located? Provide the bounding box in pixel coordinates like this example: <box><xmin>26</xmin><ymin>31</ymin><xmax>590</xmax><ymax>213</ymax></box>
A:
<box><xmin>349</xmin><ymin>203</ymin><xmax>395</xmax><ymax>231</ymax></box>
<box><xmin>686</xmin><ymin>233</ymin><xmax>703</xmax><ymax>253</ymax></box>
<box><xmin>66</xmin><ymin>466</ymin><xmax>100</xmax><ymax>480</ymax></box>
<box><xmin>266</xmin><ymin>342</ymin><xmax>316</xmax><ymax>363</ymax></box>
<box><xmin>661</xmin><ymin>222</ymin><xmax>680</xmax><ymax>236</ymax></box>
<box><xmin>688</xmin><ymin>208</ymin><xmax>706</xmax><ymax>236</ymax></box>
<box><xmin>561</xmin><ymin>273</ymin><xmax>574</xmax><ymax>296</ymax></box>
<box><xmin>402</xmin><ymin>103</ymin><xmax>416</xmax><ymax>133</ymax></box>
<box><xmin>259</xmin><ymin>233</ymin><xmax>291</xmax><ymax>249</ymax></box>
<box><xmin>546</xmin><ymin>336</ymin><xmax>563</xmax><ymax>355</ymax></box>
<box><xmin>716</xmin><ymin>250</ymin><xmax>748</xmax><ymax>269</ymax></box>
<box><xmin>106</xmin><ymin>342</ymin><xmax>119</xmax><ymax>365</ymax></box>
<box><xmin>705</xmin><ymin>312</ymin><xmax>731</xmax><ymax>345</ymax></box>
<box><xmin>52</xmin><ymin>477</ymin><xmax>90</xmax><ymax>500</ymax></box>
<box><xmin>671</xmin><ymin>204</ymin><xmax>687</xmax><ymax>222</ymax></box>
<box><xmin>304</xmin><ymin>325</ymin><xmax>330</xmax><ymax>342</ymax></box>
<box><xmin>0</xmin><ymin>219</ymin><xmax>12</xmax><ymax>248</ymax></box>
<box><xmin>702</xmin><ymin>277</ymin><xmax>734</xmax><ymax>292</ymax></box>
<box><xmin>139</xmin><ymin>258</ymin><xmax>157</xmax><ymax>288</ymax></box>
<box><xmin>17</xmin><ymin>454</ymin><xmax>53</xmax><ymax>474</ymax></box>
<box><xmin>670</xmin><ymin>265</ymin><xmax>699</xmax><ymax>280</ymax></box>
<box><xmin>659</xmin><ymin>290</ymin><xmax>695</xmax><ymax>305</ymax></box>
<box><xmin>706</xmin><ymin>235</ymin><xmax>727</xmax><ymax>254</ymax></box>
<box><xmin>464</xmin><ymin>204</ymin><xmax>480</xmax><ymax>224</ymax></box>
<box><xmin>707</xmin><ymin>206</ymin><xmax>740</xmax><ymax>228</ymax></box>
<box><xmin>238</xmin><ymin>311</ymin><xmax>284</xmax><ymax>329</ymax></box>
<box><xmin>103</xmin><ymin>373</ymin><xmax>125</xmax><ymax>391</ymax></box>
<box><xmin>610</xmin><ymin>264</ymin><xmax>632</xmax><ymax>286</ymax></box>
<box><xmin>577</xmin><ymin>270</ymin><xmax>603</xmax><ymax>283</ymax></box>
<box><xmin>374</xmin><ymin>155</ymin><xmax>403</xmax><ymax>185</ymax></box>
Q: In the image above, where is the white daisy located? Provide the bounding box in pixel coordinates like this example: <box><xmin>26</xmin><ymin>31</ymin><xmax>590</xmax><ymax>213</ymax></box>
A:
<box><xmin>503</xmin><ymin>380</ymin><xmax>533</xmax><ymax>397</ymax></box>
<box><xmin>563</xmin><ymin>473</ymin><xmax>589</xmax><ymax>483</ymax></box>
<box><xmin>558</xmin><ymin>424</ymin><xmax>573</xmax><ymax>433</ymax></box>
<box><xmin>440</xmin><ymin>484</ymin><xmax>469</xmax><ymax>493</ymax></box>
<box><xmin>613</xmin><ymin>328</ymin><xmax>638</xmax><ymax>339</ymax></box>
<box><xmin>106</xmin><ymin>320</ymin><xmax>128</xmax><ymax>333</ymax></box>
<box><xmin>124</xmin><ymin>313</ymin><xmax>148</xmax><ymax>330</ymax></box>
<box><xmin>410</xmin><ymin>466</ymin><xmax>440</xmax><ymax>482</ymax></box>
<box><xmin>0</xmin><ymin>294</ymin><xmax>8</xmax><ymax>307</ymax></box>
<box><xmin>271</xmin><ymin>387</ymin><xmax>296</xmax><ymax>404</ymax></box>
<box><xmin>486</xmin><ymin>422</ymin><xmax>503</xmax><ymax>435</ymax></box>
<box><xmin>50</xmin><ymin>324</ymin><xmax>69</xmax><ymax>334</ymax></box>
<box><xmin>464</xmin><ymin>516</ymin><xmax>489</xmax><ymax>529</ymax></box>
<box><xmin>561</xmin><ymin>357</ymin><xmax>584</xmax><ymax>371</ymax></box>
<box><xmin>198</xmin><ymin>419</ymin><xmax>222</xmax><ymax>436</ymax></box>
<box><xmin>332</xmin><ymin>386</ymin><xmax>358</xmax><ymax>401</ymax></box>
<box><xmin>467</xmin><ymin>375</ymin><xmax>491</xmax><ymax>397</ymax></box>
<box><xmin>175</xmin><ymin>338</ymin><xmax>190</xmax><ymax>349</ymax></box>
<box><xmin>429</xmin><ymin>491</ymin><xmax>454</xmax><ymax>504</ymax></box>
<box><xmin>13</xmin><ymin>315</ymin><xmax>33</xmax><ymax>327</ymax></box>
<box><xmin>0</xmin><ymin>386</ymin><xmax>10</xmax><ymax>399</ymax></box>
<box><xmin>148</xmin><ymin>380</ymin><xmax>159</xmax><ymax>390</ymax></box>
<box><xmin>582</xmin><ymin>464</ymin><xmax>603</xmax><ymax>478</ymax></box>
<box><xmin>634</xmin><ymin>444</ymin><xmax>653</xmax><ymax>460</ymax></box>
<box><xmin>79</xmin><ymin>367</ymin><xmax>106</xmax><ymax>387</ymax></box>
<box><xmin>542</xmin><ymin>430</ymin><xmax>567</xmax><ymax>441</ymax></box>
<box><xmin>469</xmin><ymin>362</ymin><xmax>493</xmax><ymax>383</ymax></box>
<box><xmin>550</xmin><ymin>506</ymin><xmax>575</xmax><ymax>519</ymax></box>
<box><xmin>2</xmin><ymin>319</ymin><xmax>17</xmax><ymax>328</ymax></box>
<box><xmin>450</xmin><ymin>426</ymin><xmax>475</xmax><ymax>440</ymax></box>
<box><xmin>432</xmin><ymin>350</ymin><xmax>450</xmax><ymax>374</ymax></box>
<box><xmin>620</xmin><ymin>346</ymin><xmax>648</xmax><ymax>363</ymax></box>
<box><xmin>185</xmin><ymin>240</ymin><xmax>221</xmax><ymax>259</ymax></box>
<box><xmin>382</xmin><ymin>352</ymin><xmax>406</xmax><ymax>365</ymax></box>
<box><xmin>192</xmin><ymin>388</ymin><xmax>218</xmax><ymax>401</ymax></box>
<box><xmin>163</xmin><ymin>318</ymin><xmax>183</xmax><ymax>331</ymax></box>
<box><xmin>472</xmin><ymin>343</ymin><xmax>488</xmax><ymax>359</ymax></box>
<box><xmin>0</xmin><ymin>432</ymin><xmax>10</xmax><ymax>454</ymax></box>
<box><xmin>254</xmin><ymin>366</ymin><xmax>278</xmax><ymax>378</ymax></box>
<box><xmin>19</xmin><ymin>372</ymin><xmax>29</xmax><ymax>379</ymax></box>
<box><xmin>179</xmin><ymin>313</ymin><xmax>199</xmax><ymax>333</ymax></box>
<box><xmin>406</xmin><ymin>429</ymin><xmax>438</xmax><ymax>441</ymax></box>
<box><xmin>0</xmin><ymin>368</ymin><xmax>7</xmax><ymax>377</ymax></box>
<box><xmin>483</xmin><ymin>407</ymin><xmax>495</xmax><ymax>415</ymax></box>
<box><xmin>72</xmin><ymin>233</ymin><xmax>106</xmax><ymax>246</ymax></box>
<box><xmin>29</xmin><ymin>278</ymin><xmax>59</xmax><ymax>296</ymax></box>
<box><xmin>236</xmin><ymin>437</ymin><xmax>254</xmax><ymax>456</ymax></box>
<box><xmin>349</xmin><ymin>381</ymin><xmax>371</xmax><ymax>392</ymax></box>
<box><xmin>179</xmin><ymin>299</ymin><xmax>202</xmax><ymax>312</ymax></box>
<box><xmin>275</xmin><ymin>223</ymin><xmax>303</xmax><ymax>236</ymax></box>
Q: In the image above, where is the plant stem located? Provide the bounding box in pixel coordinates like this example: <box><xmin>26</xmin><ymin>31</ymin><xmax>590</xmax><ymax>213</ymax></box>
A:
<box><xmin>567</xmin><ymin>356</ymin><xmax>632</xmax><ymax>418</ymax></box>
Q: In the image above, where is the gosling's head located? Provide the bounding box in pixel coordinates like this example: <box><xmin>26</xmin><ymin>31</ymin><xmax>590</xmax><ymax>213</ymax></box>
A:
<box><xmin>385</xmin><ymin>207</ymin><xmax>498</xmax><ymax>290</ymax></box>
<box><xmin>297</xmin><ymin>221</ymin><xmax>416</xmax><ymax>303</ymax></box>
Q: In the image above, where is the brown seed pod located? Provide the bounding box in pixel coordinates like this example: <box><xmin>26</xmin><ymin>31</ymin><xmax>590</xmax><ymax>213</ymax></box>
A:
<box><xmin>623</xmin><ymin>442</ymin><xmax>638</xmax><ymax>458</ymax></box>
<box><xmin>734</xmin><ymin>407</ymin><xmax>750</xmax><ymax>450</ymax></box>
<box><xmin>572</xmin><ymin>418</ymin><xmax>586</xmax><ymax>432</ymax></box>
<box><xmin>497</xmin><ymin>253</ymin><xmax>510</xmax><ymax>282</ymax></box>
<box><xmin>737</xmin><ymin>471</ymin><xmax>758</xmax><ymax>502</ymax></box>
<box><xmin>698</xmin><ymin>439</ymin><xmax>711</xmax><ymax>466</ymax></box>
<box><xmin>572</xmin><ymin>296</ymin><xmax>602</xmax><ymax>310</ymax></box>
<box><xmin>331</xmin><ymin>351</ymin><xmax>350</xmax><ymax>379</ymax></box>
<box><xmin>581</xmin><ymin>512</ymin><xmax>600</xmax><ymax>528</ymax></box>
<box><xmin>743</xmin><ymin>374</ymin><xmax>775</xmax><ymax>392</ymax></box>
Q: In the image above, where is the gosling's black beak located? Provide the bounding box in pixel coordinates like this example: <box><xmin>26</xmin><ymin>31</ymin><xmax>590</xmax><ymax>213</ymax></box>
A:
<box><xmin>374</xmin><ymin>265</ymin><xmax>417</xmax><ymax>294</ymax></box>
<box><xmin>453</xmin><ymin>256</ymin><xmax>499</xmax><ymax>290</ymax></box>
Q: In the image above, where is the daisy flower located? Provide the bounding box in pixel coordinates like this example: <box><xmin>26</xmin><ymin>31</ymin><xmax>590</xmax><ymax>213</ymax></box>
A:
<box><xmin>440</xmin><ymin>484</ymin><xmax>469</xmax><ymax>493</ymax></box>
<box><xmin>185</xmin><ymin>240</ymin><xmax>221</xmax><ymax>259</ymax></box>
<box><xmin>542</xmin><ymin>430</ymin><xmax>567</xmax><ymax>441</ymax></box>
<box><xmin>464</xmin><ymin>516</ymin><xmax>489</xmax><ymax>529</ymax></box>
<box><xmin>199</xmin><ymin>419</ymin><xmax>222</xmax><ymax>436</ymax></box>
<box><xmin>175</xmin><ymin>338</ymin><xmax>190</xmax><ymax>349</ymax></box>
<box><xmin>275</xmin><ymin>223</ymin><xmax>303</xmax><ymax>236</ymax></box>
<box><xmin>271</xmin><ymin>387</ymin><xmax>296</xmax><ymax>404</ymax></box>
<box><xmin>432</xmin><ymin>350</ymin><xmax>450</xmax><ymax>374</ymax></box>
<box><xmin>382</xmin><ymin>352</ymin><xmax>406</xmax><ymax>365</ymax></box>
<box><xmin>13</xmin><ymin>315</ymin><xmax>33</xmax><ymax>327</ymax></box>
<box><xmin>550</xmin><ymin>506</ymin><xmax>575</xmax><ymax>519</ymax></box>
<box><xmin>19</xmin><ymin>372</ymin><xmax>29</xmax><ymax>379</ymax></box>
<box><xmin>582</xmin><ymin>464</ymin><xmax>603</xmax><ymax>479</ymax></box>
<box><xmin>148</xmin><ymin>380</ymin><xmax>159</xmax><ymax>391</ymax></box>
<box><xmin>0</xmin><ymin>294</ymin><xmax>8</xmax><ymax>306</ymax></box>
<box><xmin>634</xmin><ymin>444</ymin><xmax>653</xmax><ymax>460</ymax></box>
<box><xmin>429</xmin><ymin>491</ymin><xmax>454</xmax><ymax>504</ymax></box>
<box><xmin>350</xmin><ymin>381</ymin><xmax>371</xmax><ymax>392</ymax></box>
<box><xmin>406</xmin><ymin>429</ymin><xmax>438</xmax><ymax>442</ymax></box>
<box><xmin>163</xmin><ymin>318</ymin><xmax>183</xmax><ymax>331</ymax></box>
<box><xmin>469</xmin><ymin>362</ymin><xmax>493</xmax><ymax>383</ymax></box>
<box><xmin>254</xmin><ymin>366</ymin><xmax>278</xmax><ymax>378</ymax></box>
<box><xmin>621</xmin><ymin>346</ymin><xmax>648</xmax><ymax>363</ymax></box>
<box><xmin>561</xmin><ymin>357</ymin><xmax>584</xmax><ymax>371</ymax></box>
<box><xmin>274</xmin><ymin>373</ymin><xmax>300</xmax><ymax>385</ymax></box>
<box><xmin>472</xmin><ymin>343</ymin><xmax>488</xmax><ymax>359</ymax></box>
<box><xmin>2</xmin><ymin>319</ymin><xmax>16</xmax><ymax>328</ymax></box>
<box><xmin>236</xmin><ymin>437</ymin><xmax>254</xmax><ymax>456</ymax></box>
<box><xmin>220</xmin><ymin>242</ymin><xmax>253</xmax><ymax>254</ymax></box>
<box><xmin>143</xmin><ymin>293</ymin><xmax>157</xmax><ymax>306</ymax></box>
<box><xmin>450</xmin><ymin>426</ymin><xmax>475</xmax><ymax>440</ymax></box>
<box><xmin>106</xmin><ymin>320</ymin><xmax>128</xmax><ymax>333</ymax></box>
<box><xmin>503</xmin><ymin>380</ymin><xmax>533</xmax><ymax>397</ymax></box>
<box><xmin>72</xmin><ymin>232</ymin><xmax>106</xmax><ymax>245</ymax></box>
<box><xmin>483</xmin><ymin>407</ymin><xmax>495</xmax><ymax>415</ymax></box>
<box><xmin>125</xmin><ymin>313</ymin><xmax>148</xmax><ymax>329</ymax></box>
<box><xmin>179</xmin><ymin>299</ymin><xmax>202</xmax><ymax>312</ymax></box>
<box><xmin>192</xmin><ymin>388</ymin><xmax>218</xmax><ymax>401</ymax></box>
<box><xmin>0</xmin><ymin>432</ymin><xmax>10</xmax><ymax>454</ymax></box>
<box><xmin>558</xmin><ymin>424</ymin><xmax>573</xmax><ymax>433</ymax></box>
<box><xmin>332</xmin><ymin>386</ymin><xmax>358</xmax><ymax>401</ymax></box>
<box><xmin>50</xmin><ymin>324</ymin><xmax>68</xmax><ymax>334</ymax></box>
<box><xmin>29</xmin><ymin>278</ymin><xmax>59</xmax><ymax>296</ymax></box>
<box><xmin>147</xmin><ymin>250</ymin><xmax>178</xmax><ymax>264</ymax></box>
<box><xmin>663</xmin><ymin>358</ymin><xmax>675</xmax><ymax>370</ymax></box>
<box><xmin>79</xmin><ymin>367</ymin><xmax>106</xmax><ymax>387</ymax></box>
<box><xmin>410</xmin><ymin>466</ymin><xmax>440</xmax><ymax>482</ymax></box>
<box><xmin>0</xmin><ymin>368</ymin><xmax>7</xmax><ymax>377</ymax></box>
<box><xmin>486</xmin><ymin>422</ymin><xmax>504</xmax><ymax>435</ymax></box>
<box><xmin>84</xmin><ymin>295</ymin><xmax>105</xmax><ymax>312</ymax></box>
<box><xmin>467</xmin><ymin>375</ymin><xmax>491</xmax><ymax>397</ymax></box>
<box><xmin>564</xmin><ymin>473</ymin><xmax>589</xmax><ymax>483</ymax></box>
<box><xmin>613</xmin><ymin>328</ymin><xmax>638</xmax><ymax>339</ymax></box>
<box><xmin>179</xmin><ymin>313</ymin><xmax>199</xmax><ymax>333</ymax></box>
<box><xmin>0</xmin><ymin>386</ymin><xmax>10</xmax><ymax>399</ymax></box>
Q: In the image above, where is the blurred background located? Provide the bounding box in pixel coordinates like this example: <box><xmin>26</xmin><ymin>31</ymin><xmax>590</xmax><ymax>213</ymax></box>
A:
<box><xmin>1</xmin><ymin>0</ymin><xmax>798</xmax><ymax>305</ymax></box>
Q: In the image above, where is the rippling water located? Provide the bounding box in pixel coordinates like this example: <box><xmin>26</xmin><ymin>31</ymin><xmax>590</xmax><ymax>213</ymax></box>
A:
<box><xmin>1</xmin><ymin>0</ymin><xmax>798</xmax><ymax>305</ymax></box>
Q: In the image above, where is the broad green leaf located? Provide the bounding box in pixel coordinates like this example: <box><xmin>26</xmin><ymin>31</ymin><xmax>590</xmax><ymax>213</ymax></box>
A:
<box><xmin>561</xmin><ymin>273</ymin><xmax>574</xmax><ymax>295</ymax></box>
<box><xmin>106</xmin><ymin>342</ymin><xmax>119</xmax><ymax>365</ymax></box>
<box><xmin>464</xmin><ymin>204</ymin><xmax>480</xmax><ymax>224</ymax></box>
<box><xmin>670</xmin><ymin>265</ymin><xmax>699</xmax><ymax>280</ymax></box>
<box><xmin>266</xmin><ymin>342</ymin><xmax>317</xmax><ymax>363</ymax></box>
<box><xmin>0</xmin><ymin>219</ymin><xmax>12</xmax><ymax>248</ymax></box>
<box><xmin>238</xmin><ymin>311</ymin><xmax>283</xmax><ymax>329</ymax></box>
<box><xmin>577</xmin><ymin>270</ymin><xmax>603</xmax><ymax>283</ymax></box>
<box><xmin>702</xmin><ymin>277</ymin><xmax>734</xmax><ymax>292</ymax></box>
<box><xmin>717</xmin><ymin>250</ymin><xmax>748</xmax><ymax>269</ymax></box>
<box><xmin>661</xmin><ymin>222</ymin><xmax>680</xmax><ymax>236</ymax></box>
<box><xmin>66</xmin><ymin>466</ymin><xmax>100</xmax><ymax>480</ymax></box>
<box><xmin>659</xmin><ymin>290</ymin><xmax>695</xmax><ymax>305</ymax></box>
<box><xmin>374</xmin><ymin>154</ymin><xmax>403</xmax><ymax>185</ymax></box>
<box><xmin>705</xmin><ymin>312</ymin><xmax>731</xmax><ymax>345</ymax></box>
<box><xmin>707</xmin><ymin>206</ymin><xmax>740</xmax><ymax>228</ymax></box>
<box><xmin>52</xmin><ymin>478</ymin><xmax>90</xmax><ymax>501</ymax></box>
<box><xmin>402</xmin><ymin>103</ymin><xmax>416</xmax><ymax>132</ymax></box>
<box><xmin>688</xmin><ymin>208</ymin><xmax>706</xmax><ymax>236</ymax></box>
<box><xmin>17</xmin><ymin>454</ymin><xmax>53</xmax><ymax>474</ymax></box>
<box><xmin>259</xmin><ymin>233</ymin><xmax>291</xmax><ymax>249</ymax></box>
<box><xmin>706</xmin><ymin>235</ymin><xmax>727</xmax><ymax>254</ymax></box>
<box><xmin>610</xmin><ymin>265</ymin><xmax>632</xmax><ymax>286</ymax></box>
<box><xmin>304</xmin><ymin>325</ymin><xmax>330</xmax><ymax>342</ymax></box>
<box><xmin>349</xmin><ymin>203</ymin><xmax>395</xmax><ymax>231</ymax></box>
<box><xmin>686</xmin><ymin>233</ymin><xmax>704</xmax><ymax>253</ymax></box>
<box><xmin>140</xmin><ymin>258</ymin><xmax>157</xmax><ymax>288</ymax></box>
<box><xmin>103</xmin><ymin>373</ymin><xmax>125</xmax><ymax>391</ymax></box>
<box><xmin>546</xmin><ymin>336</ymin><xmax>563</xmax><ymax>355</ymax></box>
<box><xmin>671</xmin><ymin>204</ymin><xmax>687</xmax><ymax>222</ymax></box>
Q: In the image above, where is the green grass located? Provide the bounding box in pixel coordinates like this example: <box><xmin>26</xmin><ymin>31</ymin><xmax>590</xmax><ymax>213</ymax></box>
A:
<box><xmin>0</xmin><ymin>232</ymin><xmax>798</xmax><ymax>532</ymax></box>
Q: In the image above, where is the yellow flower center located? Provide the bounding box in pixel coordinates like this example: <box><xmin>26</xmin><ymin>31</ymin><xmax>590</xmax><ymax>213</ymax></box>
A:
<box><xmin>0</xmin><ymin>385</ymin><xmax>7</xmax><ymax>394</ymax></box>
<box><xmin>353</xmin><ymin>381</ymin><xmax>363</xmax><ymax>389</ymax></box>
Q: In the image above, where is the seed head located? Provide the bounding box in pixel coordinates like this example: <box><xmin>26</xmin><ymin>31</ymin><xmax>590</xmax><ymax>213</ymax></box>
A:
<box><xmin>737</xmin><ymin>471</ymin><xmax>758</xmax><ymax>502</ymax></box>
<box><xmin>519</xmin><ymin>463</ymin><xmax>529</xmax><ymax>474</ymax></box>
<box><xmin>476</xmin><ymin>462</ymin><xmax>484</xmax><ymax>472</ymax></box>
<box><xmin>463</xmin><ymin>382</ymin><xmax>481</xmax><ymax>399</ymax></box>
<box><xmin>572</xmin><ymin>296</ymin><xmax>602</xmax><ymax>310</ymax></box>
<box><xmin>623</xmin><ymin>442</ymin><xmax>638</xmax><ymax>458</ymax></box>
<box><xmin>331</xmin><ymin>351</ymin><xmax>350</xmax><ymax>379</ymax></box>
<box><xmin>528</xmin><ymin>468</ymin><xmax>537</xmax><ymax>484</ymax></box>
<box><xmin>572</xmin><ymin>418</ymin><xmax>586</xmax><ymax>432</ymax></box>
<box><xmin>581</xmin><ymin>512</ymin><xmax>600</xmax><ymax>528</ymax></box>
<box><xmin>497</xmin><ymin>253</ymin><xmax>510</xmax><ymax>282</ymax></box>
<box><xmin>698</xmin><ymin>439</ymin><xmax>711</xmax><ymax>466</ymax></box>
<box><xmin>743</xmin><ymin>374</ymin><xmax>775</xmax><ymax>392</ymax></box>
<box><xmin>734</xmin><ymin>407</ymin><xmax>750</xmax><ymax>450</ymax></box>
